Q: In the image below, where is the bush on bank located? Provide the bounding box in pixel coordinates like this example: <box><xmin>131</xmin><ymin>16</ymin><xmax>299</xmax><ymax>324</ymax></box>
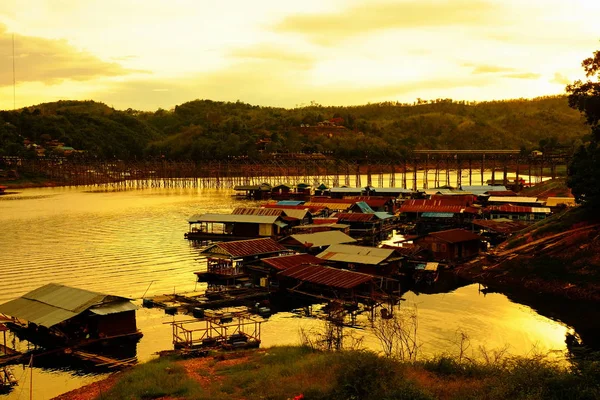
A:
<box><xmin>96</xmin><ymin>346</ymin><xmax>600</xmax><ymax>400</ymax></box>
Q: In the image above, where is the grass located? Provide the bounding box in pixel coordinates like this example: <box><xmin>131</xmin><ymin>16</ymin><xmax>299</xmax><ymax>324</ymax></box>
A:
<box><xmin>97</xmin><ymin>356</ymin><xmax>203</xmax><ymax>400</ymax></box>
<box><xmin>94</xmin><ymin>346</ymin><xmax>600</xmax><ymax>400</ymax></box>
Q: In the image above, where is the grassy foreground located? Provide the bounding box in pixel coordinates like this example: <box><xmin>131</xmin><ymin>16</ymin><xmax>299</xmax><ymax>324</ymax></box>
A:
<box><xmin>89</xmin><ymin>346</ymin><xmax>600</xmax><ymax>400</ymax></box>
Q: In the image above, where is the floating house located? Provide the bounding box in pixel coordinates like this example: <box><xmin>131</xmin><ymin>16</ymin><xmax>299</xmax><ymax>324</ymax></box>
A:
<box><xmin>276</xmin><ymin>264</ymin><xmax>392</xmax><ymax>304</ymax></box>
<box><xmin>485</xmin><ymin>205</ymin><xmax>552</xmax><ymax>222</ymax></box>
<box><xmin>279</xmin><ymin>230</ymin><xmax>357</xmax><ymax>254</ymax></box>
<box><xmin>0</xmin><ymin>283</ymin><xmax>141</xmax><ymax>348</ymax></box>
<box><xmin>316</xmin><ymin>244</ymin><xmax>401</xmax><ymax>276</ymax></box>
<box><xmin>413</xmin><ymin>228</ymin><xmax>482</xmax><ymax>263</ymax></box>
<box><xmin>233</xmin><ymin>207</ymin><xmax>312</xmax><ymax>227</ymax></box>
<box><xmin>186</xmin><ymin>213</ymin><xmax>288</xmax><ymax>241</ymax></box>
<box><xmin>233</xmin><ymin>183</ymin><xmax>272</xmax><ymax>200</ymax></box>
<box><xmin>333</xmin><ymin>212</ymin><xmax>394</xmax><ymax>244</ymax></box>
<box><xmin>197</xmin><ymin>238</ymin><xmax>292</xmax><ymax>281</ymax></box>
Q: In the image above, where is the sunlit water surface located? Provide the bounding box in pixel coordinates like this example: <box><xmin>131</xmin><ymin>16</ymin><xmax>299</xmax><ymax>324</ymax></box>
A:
<box><xmin>0</xmin><ymin>185</ymin><xmax>573</xmax><ymax>399</ymax></box>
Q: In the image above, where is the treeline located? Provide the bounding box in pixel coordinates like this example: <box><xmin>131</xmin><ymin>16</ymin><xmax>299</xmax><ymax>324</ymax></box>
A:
<box><xmin>0</xmin><ymin>96</ymin><xmax>590</xmax><ymax>161</ymax></box>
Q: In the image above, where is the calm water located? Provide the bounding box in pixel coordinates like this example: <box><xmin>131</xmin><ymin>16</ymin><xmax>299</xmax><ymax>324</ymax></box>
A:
<box><xmin>0</xmin><ymin>185</ymin><xmax>579</xmax><ymax>399</ymax></box>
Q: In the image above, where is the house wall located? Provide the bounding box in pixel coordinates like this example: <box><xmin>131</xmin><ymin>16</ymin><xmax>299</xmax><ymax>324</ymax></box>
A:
<box><xmin>232</xmin><ymin>223</ymin><xmax>261</xmax><ymax>237</ymax></box>
<box><xmin>92</xmin><ymin>310</ymin><xmax>138</xmax><ymax>337</ymax></box>
<box><xmin>415</xmin><ymin>237</ymin><xmax>480</xmax><ymax>262</ymax></box>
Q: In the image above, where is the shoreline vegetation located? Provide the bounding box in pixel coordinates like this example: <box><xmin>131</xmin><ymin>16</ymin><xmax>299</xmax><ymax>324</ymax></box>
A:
<box><xmin>54</xmin><ymin>345</ymin><xmax>600</xmax><ymax>400</ymax></box>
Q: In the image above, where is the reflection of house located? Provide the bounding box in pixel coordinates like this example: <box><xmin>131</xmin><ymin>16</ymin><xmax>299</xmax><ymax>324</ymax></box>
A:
<box><xmin>279</xmin><ymin>231</ymin><xmax>356</xmax><ymax>254</ymax></box>
<box><xmin>316</xmin><ymin>244</ymin><xmax>401</xmax><ymax>276</ymax></box>
<box><xmin>186</xmin><ymin>213</ymin><xmax>288</xmax><ymax>241</ymax></box>
<box><xmin>0</xmin><ymin>283</ymin><xmax>141</xmax><ymax>346</ymax></box>
<box><xmin>413</xmin><ymin>228</ymin><xmax>481</xmax><ymax>262</ymax></box>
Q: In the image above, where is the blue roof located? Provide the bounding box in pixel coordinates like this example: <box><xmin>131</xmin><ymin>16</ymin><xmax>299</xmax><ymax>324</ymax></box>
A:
<box><xmin>374</xmin><ymin>212</ymin><xmax>395</xmax><ymax>220</ymax></box>
<box><xmin>354</xmin><ymin>201</ymin><xmax>375</xmax><ymax>213</ymax></box>
<box><xmin>277</xmin><ymin>200</ymin><xmax>305</xmax><ymax>206</ymax></box>
<box><xmin>421</xmin><ymin>212</ymin><xmax>455</xmax><ymax>218</ymax></box>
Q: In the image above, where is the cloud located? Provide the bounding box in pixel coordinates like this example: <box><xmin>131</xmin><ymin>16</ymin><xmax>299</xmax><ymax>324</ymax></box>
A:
<box><xmin>466</xmin><ymin>64</ymin><xmax>517</xmax><ymax>74</ymax></box>
<box><xmin>551</xmin><ymin>72</ymin><xmax>571</xmax><ymax>85</ymax></box>
<box><xmin>228</xmin><ymin>44</ymin><xmax>315</xmax><ymax>68</ymax></box>
<box><xmin>501</xmin><ymin>72</ymin><xmax>541</xmax><ymax>80</ymax></box>
<box><xmin>273</xmin><ymin>0</ymin><xmax>499</xmax><ymax>44</ymax></box>
<box><xmin>0</xmin><ymin>25</ymin><xmax>141</xmax><ymax>87</ymax></box>
<box><xmin>89</xmin><ymin>60</ymin><xmax>496</xmax><ymax>111</ymax></box>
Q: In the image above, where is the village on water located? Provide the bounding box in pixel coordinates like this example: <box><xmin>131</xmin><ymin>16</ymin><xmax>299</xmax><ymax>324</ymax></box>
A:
<box><xmin>0</xmin><ymin>170</ymin><xmax>576</xmax><ymax>392</ymax></box>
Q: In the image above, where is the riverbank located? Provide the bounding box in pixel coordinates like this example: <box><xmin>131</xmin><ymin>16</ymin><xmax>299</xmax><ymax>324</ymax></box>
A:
<box><xmin>54</xmin><ymin>346</ymin><xmax>600</xmax><ymax>400</ymax></box>
<box><xmin>456</xmin><ymin>206</ymin><xmax>600</xmax><ymax>302</ymax></box>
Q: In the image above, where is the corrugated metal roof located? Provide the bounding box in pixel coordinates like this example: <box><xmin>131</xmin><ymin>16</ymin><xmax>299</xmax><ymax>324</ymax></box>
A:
<box><xmin>304</xmin><ymin>201</ymin><xmax>354</xmax><ymax>211</ymax></box>
<box><xmin>399</xmin><ymin>199</ymin><xmax>465</xmax><ymax>214</ymax></box>
<box><xmin>277</xmin><ymin>200</ymin><xmax>305</xmax><ymax>206</ymax></box>
<box><xmin>424</xmin><ymin>189</ymin><xmax>455</xmax><ymax>195</ymax></box>
<box><xmin>487</xmin><ymin>205</ymin><xmax>551</xmax><ymax>213</ymax></box>
<box><xmin>426</xmin><ymin>229</ymin><xmax>481</xmax><ymax>243</ymax></box>
<box><xmin>202</xmin><ymin>238</ymin><xmax>288</xmax><ymax>258</ymax></box>
<box><xmin>232</xmin><ymin>207</ymin><xmax>284</xmax><ymax>217</ymax></box>
<box><xmin>262</xmin><ymin>254</ymin><xmax>325</xmax><ymax>270</ymax></box>
<box><xmin>317</xmin><ymin>244</ymin><xmax>395</xmax><ymax>265</ymax></box>
<box><xmin>334</xmin><ymin>213</ymin><xmax>379</xmax><ymax>222</ymax></box>
<box><xmin>330</xmin><ymin>187</ymin><xmax>363</xmax><ymax>193</ymax></box>
<box><xmin>289</xmin><ymin>231</ymin><xmax>357</xmax><ymax>247</ymax></box>
<box><xmin>0</xmin><ymin>283</ymin><xmax>129</xmax><ymax>328</ymax></box>
<box><xmin>278</xmin><ymin>264</ymin><xmax>373</xmax><ymax>289</ymax></box>
<box><xmin>277</xmin><ymin>209</ymin><xmax>310</xmax><ymax>220</ymax></box>
<box><xmin>421</xmin><ymin>212</ymin><xmax>455</xmax><ymax>218</ymax></box>
<box><xmin>369</xmin><ymin>187</ymin><xmax>413</xmax><ymax>194</ymax></box>
<box><xmin>461</xmin><ymin>185</ymin><xmax>507</xmax><ymax>194</ymax></box>
<box><xmin>374</xmin><ymin>212</ymin><xmax>395</xmax><ymax>220</ymax></box>
<box><xmin>89</xmin><ymin>301</ymin><xmax>138</xmax><ymax>315</ymax></box>
<box><xmin>488</xmin><ymin>196</ymin><xmax>540</xmax><ymax>203</ymax></box>
<box><xmin>188</xmin><ymin>213</ymin><xmax>279</xmax><ymax>224</ymax></box>
<box><xmin>353</xmin><ymin>201</ymin><xmax>375</xmax><ymax>213</ymax></box>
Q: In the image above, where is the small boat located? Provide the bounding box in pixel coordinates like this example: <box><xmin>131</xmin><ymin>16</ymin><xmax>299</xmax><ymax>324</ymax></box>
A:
<box><xmin>0</xmin><ymin>366</ymin><xmax>18</xmax><ymax>391</ymax></box>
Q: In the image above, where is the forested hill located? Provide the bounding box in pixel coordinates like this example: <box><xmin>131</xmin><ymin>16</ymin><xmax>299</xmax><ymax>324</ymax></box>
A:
<box><xmin>0</xmin><ymin>96</ymin><xmax>590</xmax><ymax>161</ymax></box>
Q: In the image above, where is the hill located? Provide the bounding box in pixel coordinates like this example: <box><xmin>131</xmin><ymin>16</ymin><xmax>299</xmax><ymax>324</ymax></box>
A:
<box><xmin>0</xmin><ymin>95</ymin><xmax>590</xmax><ymax>161</ymax></box>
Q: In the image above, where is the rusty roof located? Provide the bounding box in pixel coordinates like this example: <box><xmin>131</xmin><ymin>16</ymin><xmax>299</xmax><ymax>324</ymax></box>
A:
<box><xmin>287</xmin><ymin>231</ymin><xmax>357</xmax><ymax>247</ymax></box>
<box><xmin>262</xmin><ymin>254</ymin><xmax>325</xmax><ymax>270</ymax></box>
<box><xmin>278</xmin><ymin>264</ymin><xmax>373</xmax><ymax>289</ymax></box>
<box><xmin>334</xmin><ymin>213</ymin><xmax>379</xmax><ymax>222</ymax></box>
<box><xmin>471</xmin><ymin>219</ymin><xmax>529</xmax><ymax>234</ymax></box>
<box><xmin>312</xmin><ymin>218</ymin><xmax>339</xmax><ymax>224</ymax></box>
<box><xmin>399</xmin><ymin>200</ymin><xmax>465</xmax><ymax>214</ymax></box>
<box><xmin>425</xmin><ymin>229</ymin><xmax>482</xmax><ymax>243</ymax></box>
<box><xmin>202</xmin><ymin>238</ymin><xmax>288</xmax><ymax>258</ymax></box>
<box><xmin>232</xmin><ymin>207</ymin><xmax>284</xmax><ymax>216</ymax></box>
<box><xmin>304</xmin><ymin>201</ymin><xmax>354</xmax><ymax>211</ymax></box>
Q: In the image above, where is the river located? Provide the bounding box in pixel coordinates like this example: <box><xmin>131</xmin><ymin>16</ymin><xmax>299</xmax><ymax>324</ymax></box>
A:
<box><xmin>0</xmin><ymin>184</ymin><xmax>583</xmax><ymax>399</ymax></box>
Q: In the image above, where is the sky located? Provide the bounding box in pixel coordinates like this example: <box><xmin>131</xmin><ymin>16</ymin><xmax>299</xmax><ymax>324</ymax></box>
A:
<box><xmin>0</xmin><ymin>0</ymin><xmax>599</xmax><ymax>111</ymax></box>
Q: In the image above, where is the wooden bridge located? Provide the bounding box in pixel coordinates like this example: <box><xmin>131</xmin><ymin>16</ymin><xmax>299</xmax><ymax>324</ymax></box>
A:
<box><xmin>4</xmin><ymin>149</ymin><xmax>570</xmax><ymax>190</ymax></box>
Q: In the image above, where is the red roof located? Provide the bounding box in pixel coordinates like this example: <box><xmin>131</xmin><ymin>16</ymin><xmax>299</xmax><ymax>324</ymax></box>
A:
<box><xmin>429</xmin><ymin>195</ymin><xmax>475</xmax><ymax>205</ymax></box>
<box><xmin>312</xmin><ymin>218</ymin><xmax>339</xmax><ymax>224</ymax></box>
<box><xmin>334</xmin><ymin>213</ymin><xmax>378</xmax><ymax>222</ymax></box>
<box><xmin>279</xmin><ymin>264</ymin><xmax>373</xmax><ymax>289</ymax></box>
<box><xmin>426</xmin><ymin>229</ymin><xmax>481</xmax><ymax>243</ymax></box>
<box><xmin>263</xmin><ymin>204</ymin><xmax>325</xmax><ymax>213</ymax></box>
<box><xmin>233</xmin><ymin>207</ymin><xmax>284</xmax><ymax>216</ymax></box>
<box><xmin>485</xmin><ymin>190</ymin><xmax>517</xmax><ymax>196</ymax></box>
<box><xmin>262</xmin><ymin>254</ymin><xmax>325</xmax><ymax>271</ymax></box>
<box><xmin>208</xmin><ymin>238</ymin><xmax>288</xmax><ymax>258</ymax></box>
<box><xmin>399</xmin><ymin>199</ymin><xmax>465</xmax><ymax>214</ymax></box>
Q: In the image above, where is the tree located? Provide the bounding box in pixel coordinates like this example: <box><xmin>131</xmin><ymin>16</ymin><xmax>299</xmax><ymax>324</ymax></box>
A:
<box><xmin>566</xmin><ymin>48</ymin><xmax>600</xmax><ymax>205</ymax></box>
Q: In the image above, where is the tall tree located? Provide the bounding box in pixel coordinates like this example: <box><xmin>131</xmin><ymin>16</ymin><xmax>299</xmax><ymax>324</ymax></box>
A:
<box><xmin>566</xmin><ymin>48</ymin><xmax>600</xmax><ymax>205</ymax></box>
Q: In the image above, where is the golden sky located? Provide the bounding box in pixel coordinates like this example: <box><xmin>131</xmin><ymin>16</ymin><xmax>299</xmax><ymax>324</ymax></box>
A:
<box><xmin>0</xmin><ymin>0</ymin><xmax>599</xmax><ymax>110</ymax></box>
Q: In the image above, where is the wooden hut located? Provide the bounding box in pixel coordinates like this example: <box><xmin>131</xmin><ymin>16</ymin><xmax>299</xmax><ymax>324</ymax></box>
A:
<box><xmin>413</xmin><ymin>228</ymin><xmax>482</xmax><ymax>263</ymax></box>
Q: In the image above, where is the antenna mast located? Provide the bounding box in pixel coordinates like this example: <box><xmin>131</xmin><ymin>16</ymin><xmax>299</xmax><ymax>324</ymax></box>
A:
<box><xmin>13</xmin><ymin>33</ymin><xmax>16</xmax><ymax>109</ymax></box>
